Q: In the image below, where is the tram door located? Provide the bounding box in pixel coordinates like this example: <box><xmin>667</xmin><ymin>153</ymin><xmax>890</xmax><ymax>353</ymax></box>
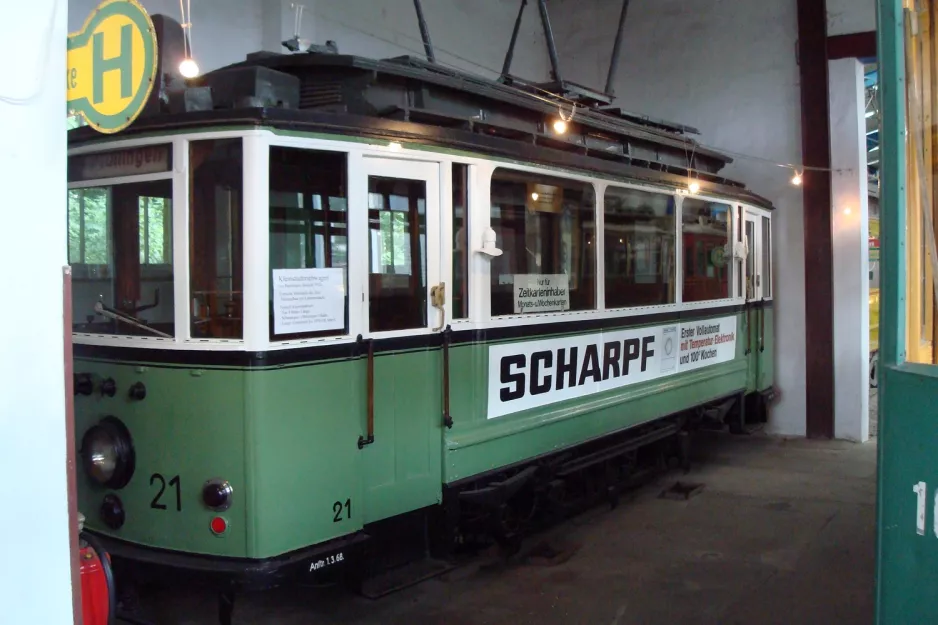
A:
<box><xmin>743</xmin><ymin>211</ymin><xmax>767</xmax><ymax>390</ymax></box>
<box><xmin>357</xmin><ymin>157</ymin><xmax>444</xmax><ymax>526</ymax></box>
<box><xmin>876</xmin><ymin>2</ymin><xmax>938</xmax><ymax>621</ymax></box>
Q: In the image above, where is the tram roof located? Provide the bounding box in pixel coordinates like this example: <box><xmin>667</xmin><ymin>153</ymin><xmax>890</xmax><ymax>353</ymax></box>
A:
<box><xmin>67</xmin><ymin>19</ymin><xmax>774</xmax><ymax>210</ymax></box>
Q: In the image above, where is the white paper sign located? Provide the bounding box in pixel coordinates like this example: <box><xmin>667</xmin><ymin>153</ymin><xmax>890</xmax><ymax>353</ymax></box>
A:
<box><xmin>487</xmin><ymin>315</ymin><xmax>737</xmax><ymax>419</ymax></box>
<box><xmin>272</xmin><ymin>268</ymin><xmax>346</xmax><ymax>335</ymax></box>
<box><xmin>513</xmin><ymin>274</ymin><xmax>570</xmax><ymax>313</ymax></box>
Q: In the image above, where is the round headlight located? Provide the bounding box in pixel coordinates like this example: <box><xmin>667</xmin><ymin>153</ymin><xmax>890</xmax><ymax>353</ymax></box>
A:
<box><xmin>80</xmin><ymin>417</ymin><xmax>135</xmax><ymax>489</ymax></box>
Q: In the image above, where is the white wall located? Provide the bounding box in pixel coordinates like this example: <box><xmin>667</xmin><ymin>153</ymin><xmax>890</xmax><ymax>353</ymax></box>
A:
<box><xmin>827</xmin><ymin>0</ymin><xmax>877</xmax><ymax>37</ymax></box>
<box><xmin>274</xmin><ymin>0</ymin><xmax>551</xmax><ymax>81</ymax></box>
<box><xmin>830</xmin><ymin>58</ymin><xmax>870</xmax><ymax>442</ymax></box>
<box><xmin>551</xmin><ymin>0</ymin><xmax>807</xmax><ymax>435</ymax></box>
<box><xmin>0</xmin><ymin>0</ymin><xmax>73</xmax><ymax>622</ymax></box>
<box><xmin>68</xmin><ymin>0</ymin><xmax>551</xmax><ymax>80</ymax></box>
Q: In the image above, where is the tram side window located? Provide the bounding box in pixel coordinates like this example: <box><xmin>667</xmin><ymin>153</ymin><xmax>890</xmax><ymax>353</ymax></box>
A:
<box><xmin>269</xmin><ymin>147</ymin><xmax>348</xmax><ymax>339</ymax></box>
<box><xmin>490</xmin><ymin>168</ymin><xmax>596</xmax><ymax>316</ymax></box>
<box><xmin>604</xmin><ymin>186</ymin><xmax>675</xmax><ymax>308</ymax></box>
<box><xmin>762</xmin><ymin>215</ymin><xmax>772</xmax><ymax>298</ymax></box>
<box><xmin>681</xmin><ymin>198</ymin><xmax>731</xmax><ymax>302</ymax></box>
<box><xmin>67</xmin><ymin>181</ymin><xmax>175</xmax><ymax>337</ymax></box>
<box><xmin>190</xmin><ymin>139</ymin><xmax>244</xmax><ymax>339</ymax></box>
<box><xmin>453</xmin><ymin>163</ymin><xmax>469</xmax><ymax>319</ymax></box>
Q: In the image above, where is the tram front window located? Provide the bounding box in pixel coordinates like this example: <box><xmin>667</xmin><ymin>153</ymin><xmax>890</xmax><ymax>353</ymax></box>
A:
<box><xmin>68</xmin><ymin>178</ymin><xmax>175</xmax><ymax>337</ymax></box>
<box><xmin>189</xmin><ymin>139</ymin><xmax>244</xmax><ymax>339</ymax></box>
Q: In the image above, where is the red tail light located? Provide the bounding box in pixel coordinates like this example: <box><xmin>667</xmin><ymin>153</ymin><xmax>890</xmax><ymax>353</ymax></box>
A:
<box><xmin>210</xmin><ymin>516</ymin><xmax>228</xmax><ymax>535</ymax></box>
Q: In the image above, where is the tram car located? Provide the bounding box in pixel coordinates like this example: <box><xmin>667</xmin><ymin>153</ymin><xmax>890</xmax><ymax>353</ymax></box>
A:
<box><xmin>68</xmin><ymin>14</ymin><xmax>776</xmax><ymax>622</ymax></box>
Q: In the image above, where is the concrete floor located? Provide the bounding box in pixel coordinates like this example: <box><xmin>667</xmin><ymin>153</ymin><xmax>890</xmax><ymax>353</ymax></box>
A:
<box><xmin>127</xmin><ymin>432</ymin><xmax>877</xmax><ymax>625</ymax></box>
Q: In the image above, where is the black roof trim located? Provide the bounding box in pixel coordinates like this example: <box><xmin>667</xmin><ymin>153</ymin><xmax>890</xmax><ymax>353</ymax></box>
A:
<box><xmin>219</xmin><ymin>52</ymin><xmax>733</xmax><ymax>166</ymax></box>
<box><xmin>68</xmin><ymin>107</ymin><xmax>773</xmax><ymax>209</ymax></box>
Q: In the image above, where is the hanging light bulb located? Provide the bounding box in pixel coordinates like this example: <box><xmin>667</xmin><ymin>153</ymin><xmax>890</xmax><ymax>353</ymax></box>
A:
<box><xmin>554</xmin><ymin>102</ymin><xmax>575</xmax><ymax>135</ymax></box>
<box><xmin>791</xmin><ymin>170</ymin><xmax>803</xmax><ymax>186</ymax></box>
<box><xmin>688</xmin><ymin>181</ymin><xmax>701</xmax><ymax>194</ymax></box>
<box><xmin>531</xmin><ymin>192</ymin><xmax>539</xmax><ymax>201</ymax></box>
<box><xmin>178</xmin><ymin>0</ymin><xmax>199</xmax><ymax>78</ymax></box>
<box><xmin>179</xmin><ymin>58</ymin><xmax>200</xmax><ymax>78</ymax></box>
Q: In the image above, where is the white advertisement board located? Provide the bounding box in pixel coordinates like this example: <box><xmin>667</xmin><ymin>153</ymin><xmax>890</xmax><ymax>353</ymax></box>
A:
<box><xmin>487</xmin><ymin>315</ymin><xmax>738</xmax><ymax>419</ymax></box>
<box><xmin>272</xmin><ymin>268</ymin><xmax>346</xmax><ymax>335</ymax></box>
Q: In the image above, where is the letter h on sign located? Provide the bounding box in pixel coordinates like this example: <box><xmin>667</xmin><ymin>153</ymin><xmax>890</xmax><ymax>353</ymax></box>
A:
<box><xmin>93</xmin><ymin>25</ymin><xmax>133</xmax><ymax>104</ymax></box>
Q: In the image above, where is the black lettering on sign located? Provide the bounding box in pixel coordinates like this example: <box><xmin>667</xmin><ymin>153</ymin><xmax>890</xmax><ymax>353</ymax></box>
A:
<box><xmin>150</xmin><ymin>473</ymin><xmax>182</xmax><ymax>512</ymax></box>
<box><xmin>641</xmin><ymin>336</ymin><xmax>656</xmax><ymax>372</ymax></box>
<box><xmin>578</xmin><ymin>344</ymin><xmax>601</xmax><ymax>386</ymax></box>
<box><xmin>530</xmin><ymin>350</ymin><xmax>553</xmax><ymax>395</ymax></box>
<box><xmin>603</xmin><ymin>341</ymin><xmax>622</xmax><ymax>380</ymax></box>
<box><xmin>500</xmin><ymin>354</ymin><xmax>527</xmax><ymax>401</ymax></box>
<box><xmin>556</xmin><ymin>347</ymin><xmax>578</xmax><ymax>390</ymax></box>
<box><xmin>622</xmin><ymin>338</ymin><xmax>641</xmax><ymax>375</ymax></box>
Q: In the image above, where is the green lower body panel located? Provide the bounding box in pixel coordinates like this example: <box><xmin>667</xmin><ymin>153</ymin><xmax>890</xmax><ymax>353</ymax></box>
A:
<box><xmin>74</xmin><ymin>362</ymin><xmax>251</xmax><ymax>558</ymax></box>
<box><xmin>72</xmin><ymin>306</ymin><xmax>774</xmax><ymax>564</ymax></box>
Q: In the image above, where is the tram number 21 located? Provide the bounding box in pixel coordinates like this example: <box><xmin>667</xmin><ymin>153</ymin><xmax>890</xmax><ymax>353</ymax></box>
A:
<box><xmin>151</xmin><ymin>473</ymin><xmax>182</xmax><ymax>512</ymax></box>
<box><xmin>912</xmin><ymin>481</ymin><xmax>938</xmax><ymax>536</ymax></box>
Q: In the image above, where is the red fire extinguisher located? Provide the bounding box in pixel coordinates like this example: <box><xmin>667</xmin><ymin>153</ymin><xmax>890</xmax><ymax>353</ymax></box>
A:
<box><xmin>79</xmin><ymin>513</ymin><xmax>115</xmax><ymax>625</ymax></box>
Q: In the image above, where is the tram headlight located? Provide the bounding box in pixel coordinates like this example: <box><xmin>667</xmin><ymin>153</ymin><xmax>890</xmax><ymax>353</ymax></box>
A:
<box><xmin>80</xmin><ymin>417</ymin><xmax>135</xmax><ymax>489</ymax></box>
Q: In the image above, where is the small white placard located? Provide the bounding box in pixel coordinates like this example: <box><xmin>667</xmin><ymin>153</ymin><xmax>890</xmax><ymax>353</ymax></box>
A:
<box><xmin>272</xmin><ymin>268</ymin><xmax>345</xmax><ymax>335</ymax></box>
<box><xmin>513</xmin><ymin>274</ymin><xmax>570</xmax><ymax>314</ymax></box>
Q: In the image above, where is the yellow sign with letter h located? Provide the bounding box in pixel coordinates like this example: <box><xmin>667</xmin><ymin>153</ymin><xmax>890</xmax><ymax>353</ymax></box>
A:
<box><xmin>67</xmin><ymin>0</ymin><xmax>158</xmax><ymax>134</ymax></box>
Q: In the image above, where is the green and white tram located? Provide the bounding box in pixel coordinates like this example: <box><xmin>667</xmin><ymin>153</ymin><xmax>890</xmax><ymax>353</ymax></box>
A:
<box><xmin>69</xmin><ymin>28</ymin><xmax>776</xmax><ymax>622</ymax></box>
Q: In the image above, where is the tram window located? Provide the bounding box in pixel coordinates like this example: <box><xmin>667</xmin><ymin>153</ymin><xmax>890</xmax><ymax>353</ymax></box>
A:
<box><xmin>604</xmin><ymin>186</ymin><xmax>675</xmax><ymax>308</ymax></box>
<box><xmin>189</xmin><ymin>139</ymin><xmax>243</xmax><ymax>339</ymax></box>
<box><xmin>268</xmin><ymin>147</ymin><xmax>349</xmax><ymax>339</ymax></box>
<box><xmin>453</xmin><ymin>163</ymin><xmax>469</xmax><ymax>319</ymax></box>
<box><xmin>489</xmin><ymin>168</ymin><xmax>596</xmax><ymax>316</ymax></box>
<box><xmin>762</xmin><ymin>216</ymin><xmax>772</xmax><ymax>298</ymax></box>
<box><xmin>68</xmin><ymin>180</ymin><xmax>175</xmax><ymax>337</ymax></box>
<box><xmin>681</xmin><ymin>198</ymin><xmax>730</xmax><ymax>302</ymax></box>
<box><xmin>368</xmin><ymin>176</ymin><xmax>427</xmax><ymax>332</ymax></box>
<box><xmin>745</xmin><ymin>220</ymin><xmax>755</xmax><ymax>300</ymax></box>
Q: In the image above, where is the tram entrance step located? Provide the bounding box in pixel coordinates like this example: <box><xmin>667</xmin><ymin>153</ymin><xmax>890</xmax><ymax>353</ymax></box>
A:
<box><xmin>359</xmin><ymin>558</ymin><xmax>455</xmax><ymax>599</ymax></box>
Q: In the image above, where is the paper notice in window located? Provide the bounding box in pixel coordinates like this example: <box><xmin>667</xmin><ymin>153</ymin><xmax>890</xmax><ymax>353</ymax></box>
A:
<box><xmin>272</xmin><ymin>268</ymin><xmax>346</xmax><ymax>335</ymax></box>
<box><xmin>513</xmin><ymin>274</ymin><xmax>570</xmax><ymax>314</ymax></box>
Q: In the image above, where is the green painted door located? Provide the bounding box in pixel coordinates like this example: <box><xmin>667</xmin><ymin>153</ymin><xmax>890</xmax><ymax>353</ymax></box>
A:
<box><xmin>743</xmin><ymin>210</ymin><xmax>767</xmax><ymax>390</ymax></box>
<box><xmin>876</xmin><ymin>2</ymin><xmax>938</xmax><ymax>621</ymax></box>
<box><xmin>358</xmin><ymin>156</ymin><xmax>444</xmax><ymax>524</ymax></box>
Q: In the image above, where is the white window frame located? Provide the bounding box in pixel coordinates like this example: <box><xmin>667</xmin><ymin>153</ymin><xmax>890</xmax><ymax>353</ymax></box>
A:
<box><xmin>68</xmin><ymin>128</ymin><xmax>775</xmax><ymax>351</ymax></box>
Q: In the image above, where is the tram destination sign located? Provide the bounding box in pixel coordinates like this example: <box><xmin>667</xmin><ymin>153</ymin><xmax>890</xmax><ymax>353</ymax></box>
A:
<box><xmin>487</xmin><ymin>315</ymin><xmax>738</xmax><ymax>419</ymax></box>
<box><xmin>67</xmin><ymin>0</ymin><xmax>158</xmax><ymax>134</ymax></box>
